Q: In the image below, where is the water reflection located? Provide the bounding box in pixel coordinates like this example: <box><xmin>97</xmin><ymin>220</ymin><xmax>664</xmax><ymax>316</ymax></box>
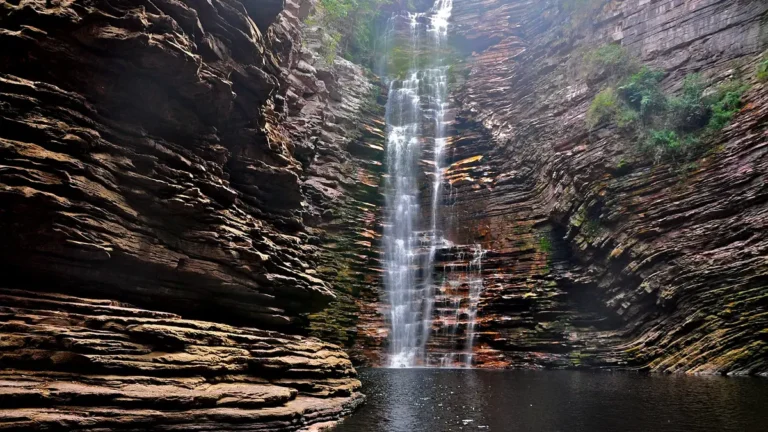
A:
<box><xmin>332</xmin><ymin>369</ymin><xmax>768</xmax><ymax>432</ymax></box>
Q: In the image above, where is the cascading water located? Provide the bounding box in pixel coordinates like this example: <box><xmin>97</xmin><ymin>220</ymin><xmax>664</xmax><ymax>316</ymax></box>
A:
<box><xmin>434</xmin><ymin>244</ymin><xmax>485</xmax><ymax>368</ymax></box>
<box><xmin>382</xmin><ymin>0</ymin><xmax>484</xmax><ymax>368</ymax></box>
<box><xmin>464</xmin><ymin>244</ymin><xmax>486</xmax><ymax>364</ymax></box>
<box><xmin>383</xmin><ymin>70</ymin><xmax>422</xmax><ymax>368</ymax></box>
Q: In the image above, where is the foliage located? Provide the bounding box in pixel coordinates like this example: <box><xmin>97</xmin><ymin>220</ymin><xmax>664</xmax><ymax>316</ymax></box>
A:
<box><xmin>615</xmin><ymin>106</ymin><xmax>639</xmax><ymax>128</ymax></box>
<box><xmin>586</xmin><ymin>68</ymin><xmax>667</xmax><ymax>129</ymax></box>
<box><xmin>317</xmin><ymin>31</ymin><xmax>342</xmax><ymax>64</ymax></box>
<box><xmin>586</xmin><ymin>87</ymin><xmax>618</xmax><ymax>128</ymax></box>
<box><xmin>384</xmin><ymin>42</ymin><xmax>463</xmax><ymax>81</ymax></box>
<box><xmin>666</xmin><ymin>74</ymin><xmax>709</xmax><ymax>131</ymax></box>
<box><xmin>706</xmin><ymin>81</ymin><xmax>750</xmax><ymax>131</ymax></box>
<box><xmin>586</xmin><ymin>57</ymin><xmax>751</xmax><ymax>163</ymax></box>
<box><xmin>584</xmin><ymin>44</ymin><xmax>636</xmax><ymax>78</ymax></box>
<box><xmin>386</xmin><ymin>45</ymin><xmax>429</xmax><ymax>80</ymax></box>
<box><xmin>642</xmin><ymin>129</ymin><xmax>700</xmax><ymax>162</ymax></box>
<box><xmin>757</xmin><ymin>55</ymin><xmax>768</xmax><ymax>82</ymax></box>
<box><xmin>538</xmin><ymin>235</ymin><xmax>553</xmax><ymax>254</ymax></box>
<box><xmin>616</xmin><ymin>67</ymin><xmax>667</xmax><ymax>119</ymax></box>
<box><xmin>307</xmin><ymin>0</ymin><xmax>392</xmax><ymax>65</ymax></box>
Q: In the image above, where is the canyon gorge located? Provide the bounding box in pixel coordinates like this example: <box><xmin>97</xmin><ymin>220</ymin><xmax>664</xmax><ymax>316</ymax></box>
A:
<box><xmin>0</xmin><ymin>0</ymin><xmax>767</xmax><ymax>430</ymax></box>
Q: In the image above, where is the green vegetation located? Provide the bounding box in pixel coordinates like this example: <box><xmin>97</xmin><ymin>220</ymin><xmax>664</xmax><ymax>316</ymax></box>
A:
<box><xmin>584</xmin><ymin>43</ymin><xmax>636</xmax><ymax>78</ymax></box>
<box><xmin>616</xmin><ymin>67</ymin><xmax>667</xmax><ymax>119</ymax></box>
<box><xmin>640</xmin><ymin>76</ymin><xmax>749</xmax><ymax>161</ymax></box>
<box><xmin>757</xmin><ymin>55</ymin><xmax>768</xmax><ymax>82</ymax></box>
<box><xmin>586</xmin><ymin>88</ymin><xmax>619</xmax><ymax>129</ymax></box>
<box><xmin>306</xmin><ymin>0</ymin><xmax>392</xmax><ymax>65</ymax></box>
<box><xmin>706</xmin><ymin>80</ymin><xmax>751</xmax><ymax>131</ymax></box>
<box><xmin>666</xmin><ymin>74</ymin><xmax>709</xmax><ymax>131</ymax></box>
<box><xmin>585</xmin><ymin>55</ymin><xmax>751</xmax><ymax>162</ymax></box>
<box><xmin>307</xmin><ymin>1</ymin><xmax>466</xmax><ymax>79</ymax></box>
<box><xmin>385</xmin><ymin>45</ymin><xmax>434</xmax><ymax>80</ymax></box>
<box><xmin>538</xmin><ymin>235</ymin><xmax>553</xmax><ymax>254</ymax></box>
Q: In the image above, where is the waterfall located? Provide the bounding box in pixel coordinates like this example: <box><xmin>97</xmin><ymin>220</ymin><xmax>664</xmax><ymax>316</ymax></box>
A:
<box><xmin>383</xmin><ymin>75</ymin><xmax>421</xmax><ymax>368</ymax></box>
<box><xmin>464</xmin><ymin>244</ymin><xmax>486</xmax><ymax>366</ymax></box>
<box><xmin>382</xmin><ymin>0</ymin><xmax>458</xmax><ymax>368</ymax></box>
<box><xmin>434</xmin><ymin>244</ymin><xmax>485</xmax><ymax>368</ymax></box>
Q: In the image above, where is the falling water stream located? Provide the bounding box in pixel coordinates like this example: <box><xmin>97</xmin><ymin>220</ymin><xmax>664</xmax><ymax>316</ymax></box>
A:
<box><xmin>382</xmin><ymin>0</ymin><xmax>484</xmax><ymax>368</ymax></box>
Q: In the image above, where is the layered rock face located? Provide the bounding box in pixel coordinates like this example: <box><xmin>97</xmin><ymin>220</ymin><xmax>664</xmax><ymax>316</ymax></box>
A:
<box><xmin>0</xmin><ymin>0</ymin><xmax>382</xmax><ymax>428</ymax></box>
<box><xmin>0</xmin><ymin>288</ymin><xmax>361</xmax><ymax>430</ymax></box>
<box><xmin>420</xmin><ymin>0</ymin><xmax>768</xmax><ymax>374</ymax></box>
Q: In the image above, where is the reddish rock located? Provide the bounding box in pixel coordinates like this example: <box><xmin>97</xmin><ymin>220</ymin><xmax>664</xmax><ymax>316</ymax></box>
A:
<box><xmin>0</xmin><ymin>0</ymin><xmax>383</xmax><ymax>428</ymax></box>
<box><xmin>0</xmin><ymin>288</ymin><xmax>363</xmax><ymax>431</ymax></box>
<box><xmin>353</xmin><ymin>0</ymin><xmax>768</xmax><ymax>376</ymax></box>
<box><xmin>438</xmin><ymin>0</ymin><xmax>768</xmax><ymax>374</ymax></box>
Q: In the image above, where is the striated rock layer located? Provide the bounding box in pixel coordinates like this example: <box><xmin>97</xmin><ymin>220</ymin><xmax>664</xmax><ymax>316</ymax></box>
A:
<box><xmin>0</xmin><ymin>288</ymin><xmax>363</xmax><ymax>431</ymax></box>
<box><xmin>0</xmin><ymin>0</ymin><xmax>383</xmax><ymax>428</ymax></box>
<box><xmin>437</xmin><ymin>0</ymin><xmax>768</xmax><ymax>374</ymax></box>
<box><xmin>355</xmin><ymin>0</ymin><xmax>768</xmax><ymax>375</ymax></box>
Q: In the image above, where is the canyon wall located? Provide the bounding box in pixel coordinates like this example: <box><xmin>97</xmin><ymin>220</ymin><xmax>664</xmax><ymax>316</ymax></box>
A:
<box><xmin>2</xmin><ymin>5</ymin><xmax>767</xmax><ymax>428</ymax></box>
<box><xmin>422</xmin><ymin>0</ymin><xmax>768</xmax><ymax>374</ymax></box>
<box><xmin>0</xmin><ymin>0</ymin><xmax>383</xmax><ymax>429</ymax></box>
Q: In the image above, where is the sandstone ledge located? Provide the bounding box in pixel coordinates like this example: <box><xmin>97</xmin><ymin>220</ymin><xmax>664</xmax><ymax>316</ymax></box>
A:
<box><xmin>0</xmin><ymin>288</ymin><xmax>363</xmax><ymax>431</ymax></box>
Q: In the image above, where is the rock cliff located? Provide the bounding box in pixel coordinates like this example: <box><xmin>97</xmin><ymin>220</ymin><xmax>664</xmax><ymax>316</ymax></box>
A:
<box><xmin>2</xmin><ymin>1</ymin><xmax>767</xmax><ymax>427</ymax></box>
<box><xmin>0</xmin><ymin>0</ymin><xmax>383</xmax><ymax>428</ymax></box>
<box><xmin>419</xmin><ymin>0</ymin><xmax>768</xmax><ymax>374</ymax></box>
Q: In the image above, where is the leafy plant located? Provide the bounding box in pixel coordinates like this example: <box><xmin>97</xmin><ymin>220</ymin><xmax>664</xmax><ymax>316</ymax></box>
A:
<box><xmin>706</xmin><ymin>81</ymin><xmax>750</xmax><ymax>131</ymax></box>
<box><xmin>666</xmin><ymin>74</ymin><xmax>709</xmax><ymax>132</ymax></box>
<box><xmin>538</xmin><ymin>235</ymin><xmax>553</xmax><ymax>254</ymax></box>
<box><xmin>586</xmin><ymin>58</ymin><xmax>751</xmax><ymax>163</ymax></box>
<box><xmin>317</xmin><ymin>31</ymin><xmax>342</xmax><ymax>64</ymax></box>
<box><xmin>386</xmin><ymin>45</ymin><xmax>424</xmax><ymax>80</ymax></box>
<box><xmin>584</xmin><ymin>44</ymin><xmax>636</xmax><ymax>78</ymax></box>
<box><xmin>586</xmin><ymin>87</ymin><xmax>618</xmax><ymax>128</ymax></box>
<box><xmin>615</xmin><ymin>106</ymin><xmax>639</xmax><ymax>128</ymax></box>
<box><xmin>616</xmin><ymin>67</ymin><xmax>666</xmax><ymax>119</ymax></box>
<box><xmin>757</xmin><ymin>56</ymin><xmax>768</xmax><ymax>82</ymax></box>
<box><xmin>384</xmin><ymin>42</ymin><xmax>463</xmax><ymax>81</ymax></box>
<box><xmin>643</xmin><ymin>129</ymin><xmax>706</xmax><ymax>163</ymax></box>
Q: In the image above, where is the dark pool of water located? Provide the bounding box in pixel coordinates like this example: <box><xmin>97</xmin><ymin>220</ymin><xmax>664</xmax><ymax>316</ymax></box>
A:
<box><xmin>332</xmin><ymin>368</ymin><xmax>768</xmax><ymax>432</ymax></box>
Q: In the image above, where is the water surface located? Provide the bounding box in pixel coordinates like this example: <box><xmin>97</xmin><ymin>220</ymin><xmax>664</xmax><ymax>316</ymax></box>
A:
<box><xmin>333</xmin><ymin>368</ymin><xmax>768</xmax><ymax>432</ymax></box>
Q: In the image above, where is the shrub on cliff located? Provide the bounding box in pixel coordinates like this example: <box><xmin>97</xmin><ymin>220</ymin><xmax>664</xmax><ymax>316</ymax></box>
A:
<box><xmin>587</xmin><ymin>64</ymin><xmax>750</xmax><ymax>163</ymax></box>
<box><xmin>616</xmin><ymin>67</ymin><xmax>667</xmax><ymax>120</ymax></box>
<box><xmin>666</xmin><ymin>74</ymin><xmax>709</xmax><ymax>131</ymax></box>
<box><xmin>584</xmin><ymin>44</ymin><xmax>637</xmax><ymax>79</ymax></box>
<box><xmin>641</xmin><ymin>78</ymin><xmax>749</xmax><ymax>161</ymax></box>
<box><xmin>707</xmin><ymin>81</ymin><xmax>751</xmax><ymax>131</ymax></box>
<box><xmin>642</xmin><ymin>129</ymin><xmax>702</xmax><ymax>162</ymax></box>
<box><xmin>586</xmin><ymin>88</ymin><xmax>618</xmax><ymax>128</ymax></box>
<box><xmin>757</xmin><ymin>56</ymin><xmax>768</xmax><ymax>82</ymax></box>
<box><xmin>306</xmin><ymin>0</ymin><xmax>392</xmax><ymax>65</ymax></box>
